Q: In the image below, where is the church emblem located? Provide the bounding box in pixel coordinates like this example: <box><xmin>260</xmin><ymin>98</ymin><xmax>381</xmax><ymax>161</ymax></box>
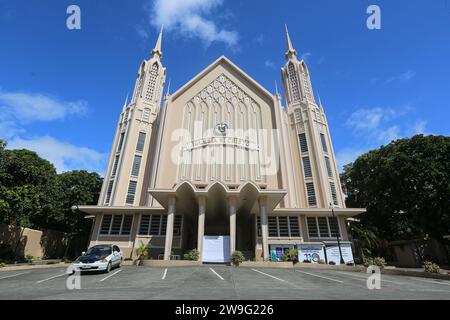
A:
<box><xmin>214</xmin><ymin>123</ymin><xmax>229</xmax><ymax>136</ymax></box>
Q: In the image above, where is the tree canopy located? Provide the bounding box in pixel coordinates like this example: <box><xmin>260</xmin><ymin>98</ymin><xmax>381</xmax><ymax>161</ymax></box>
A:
<box><xmin>0</xmin><ymin>139</ymin><xmax>102</xmax><ymax>233</ymax></box>
<box><xmin>342</xmin><ymin>134</ymin><xmax>450</xmax><ymax>244</ymax></box>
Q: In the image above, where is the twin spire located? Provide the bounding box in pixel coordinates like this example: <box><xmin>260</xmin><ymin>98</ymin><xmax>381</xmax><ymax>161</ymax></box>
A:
<box><xmin>151</xmin><ymin>25</ymin><xmax>164</xmax><ymax>59</ymax></box>
<box><xmin>151</xmin><ymin>23</ymin><xmax>298</xmax><ymax>62</ymax></box>
<box><xmin>284</xmin><ymin>24</ymin><xmax>298</xmax><ymax>61</ymax></box>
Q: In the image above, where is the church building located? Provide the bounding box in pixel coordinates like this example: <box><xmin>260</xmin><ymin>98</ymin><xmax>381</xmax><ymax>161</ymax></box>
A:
<box><xmin>80</xmin><ymin>26</ymin><xmax>365</xmax><ymax>264</ymax></box>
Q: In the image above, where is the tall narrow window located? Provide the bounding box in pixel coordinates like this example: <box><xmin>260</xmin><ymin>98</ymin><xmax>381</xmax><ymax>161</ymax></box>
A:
<box><xmin>112</xmin><ymin>155</ymin><xmax>120</xmax><ymax>176</ymax></box>
<box><xmin>110</xmin><ymin>215</ymin><xmax>123</xmax><ymax>235</ymax></box>
<box><xmin>307</xmin><ymin>217</ymin><xmax>319</xmax><ymax>238</ymax></box>
<box><xmin>330</xmin><ymin>182</ymin><xmax>338</xmax><ymax>206</ymax></box>
<box><xmin>150</xmin><ymin>215</ymin><xmax>161</xmax><ymax>235</ymax></box>
<box><xmin>117</xmin><ymin>132</ymin><xmax>125</xmax><ymax>152</ymax></box>
<box><xmin>126</xmin><ymin>181</ymin><xmax>137</xmax><ymax>205</ymax></box>
<box><xmin>131</xmin><ymin>155</ymin><xmax>142</xmax><ymax>176</ymax></box>
<box><xmin>136</xmin><ymin>132</ymin><xmax>146</xmax><ymax>152</ymax></box>
<box><xmin>121</xmin><ymin>215</ymin><xmax>133</xmax><ymax>235</ymax></box>
<box><xmin>105</xmin><ymin>180</ymin><xmax>114</xmax><ymax>204</ymax></box>
<box><xmin>302</xmin><ymin>156</ymin><xmax>312</xmax><ymax>178</ymax></box>
<box><xmin>325</xmin><ymin>156</ymin><xmax>333</xmax><ymax>178</ymax></box>
<box><xmin>289</xmin><ymin>217</ymin><xmax>300</xmax><ymax>237</ymax></box>
<box><xmin>320</xmin><ymin>133</ymin><xmax>328</xmax><ymax>153</ymax></box>
<box><xmin>100</xmin><ymin>215</ymin><xmax>112</xmax><ymax>235</ymax></box>
<box><xmin>306</xmin><ymin>182</ymin><xmax>317</xmax><ymax>206</ymax></box>
<box><xmin>278</xmin><ymin>216</ymin><xmax>289</xmax><ymax>237</ymax></box>
<box><xmin>288</xmin><ymin>63</ymin><xmax>300</xmax><ymax>101</ymax></box>
<box><xmin>298</xmin><ymin>133</ymin><xmax>308</xmax><ymax>153</ymax></box>
<box><xmin>139</xmin><ymin>215</ymin><xmax>151</xmax><ymax>235</ymax></box>
<box><xmin>328</xmin><ymin>217</ymin><xmax>341</xmax><ymax>237</ymax></box>
<box><xmin>145</xmin><ymin>63</ymin><xmax>159</xmax><ymax>101</ymax></box>
<box><xmin>318</xmin><ymin>217</ymin><xmax>329</xmax><ymax>237</ymax></box>
<box><xmin>268</xmin><ymin>217</ymin><xmax>278</xmax><ymax>237</ymax></box>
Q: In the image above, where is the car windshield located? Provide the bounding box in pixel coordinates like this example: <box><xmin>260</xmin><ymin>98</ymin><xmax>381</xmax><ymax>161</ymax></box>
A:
<box><xmin>85</xmin><ymin>245</ymin><xmax>112</xmax><ymax>256</ymax></box>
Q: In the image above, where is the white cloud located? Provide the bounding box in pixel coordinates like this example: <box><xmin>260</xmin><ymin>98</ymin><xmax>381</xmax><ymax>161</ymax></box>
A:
<box><xmin>264</xmin><ymin>60</ymin><xmax>275</xmax><ymax>69</ymax></box>
<box><xmin>377</xmin><ymin>125</ymin><xmax>401</xmax><ymax>144</ymax></box>
<box><xmin>150</xmin><ymin>0</ymin><xmax>238</xmax><ymax>47</ymax></box>
<box><xmin>335</xmin><ymin>148</ymin><xmax>367</xmax><ymax>172</ymax></box>
<box><xmin>345</xmin><ymin>106</ymin><xmax>411</xmax><ymax>131</ymax></box>
<box><xmin>385</xmin><ymin>70</ymin><xmax>416</xmax><ymax>83</ymax></box>
<box><xmin>8</xmin><ymin>136</ymin><xmax>108</xmax><ymax>174</ymax></box>
<box><xmin>300</xmin><ymin>52</ymin><xmax>312</xmax><ymax>61</ymax></box>
<box><xmin>0</xmin><ymin>90</ymin><xmax>88</xmax><ymax>123</ymax></box>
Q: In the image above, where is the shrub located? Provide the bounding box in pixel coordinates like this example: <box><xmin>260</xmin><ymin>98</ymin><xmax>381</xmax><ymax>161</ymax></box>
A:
<box><xmin>329</xmin><ymin>261</ymin><xmax>336</xmax><ymax>265</ymax></box>
<box><xmin>231</xmin><ymin>251</ymin><xmax>245</xmax><ymax>266</ymax></box>
<box><xmin>135</xmin><ymin>241</ymin><xmax>148</xmax><ymax>259</ymax></box>
<box><xmin>364</xmin><ymin>256</ymin><xmax>386</xmax><ymax>268</ymax></box>
<box><xmin>424</xmin><ymin>261</ymin><xmax>440</xmax><ymax>274</ymax></box>
<box><xmin>25</xmin><ymin>254</ymin><xmax>34</xmax><ymax>263</ymax></box>
<box><xmin>282</xmin><ymin>249</ymin><xmax>299</xmax><ymax>264</ymax></box>
<box><xmin>183</xmin><ymin>249</ymin><xmax>200</xmax><ymax>261</ymax></box>
<box><xmin>0</xmin><ymin>262</ymin><xmax>6</xmax><ymax>268</ymax></box>
<box><xmin>318</xmin><ymin>259</ymin><xmax>325</xmax><ymax>265</ymax></box>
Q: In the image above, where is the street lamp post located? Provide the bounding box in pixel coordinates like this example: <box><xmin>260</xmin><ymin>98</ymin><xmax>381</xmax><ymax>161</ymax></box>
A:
<box><xmin>330</xmin><ymin>203</ymin><xmax>345</xmax><ymax>265</ymax></box>
<box><xmin>62</xmin><ymin>204</ymin><xmax>79</xmax><ymax>262</ymax></box>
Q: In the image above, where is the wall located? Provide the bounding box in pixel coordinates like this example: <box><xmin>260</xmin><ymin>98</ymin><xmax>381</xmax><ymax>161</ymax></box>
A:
<box><xmin>0</xmin><ymin>224</ymin><xmax>67</xmax><ymax>260</ymax></box>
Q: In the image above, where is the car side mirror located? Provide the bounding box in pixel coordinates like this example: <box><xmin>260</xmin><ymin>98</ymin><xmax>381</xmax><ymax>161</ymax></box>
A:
<box><xmin>81</xmin><ymin>251</ymin><xmax>86</xmax><ymax>255</ymax></box>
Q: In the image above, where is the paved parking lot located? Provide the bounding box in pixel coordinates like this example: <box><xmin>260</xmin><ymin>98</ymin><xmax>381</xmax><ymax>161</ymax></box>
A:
<box><xmin>0</xmin><ymin>265</ymin><xmax>449</xmax><ymax>300</ymax></box>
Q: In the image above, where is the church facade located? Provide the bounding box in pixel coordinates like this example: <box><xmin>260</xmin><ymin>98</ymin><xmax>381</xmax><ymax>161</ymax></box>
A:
<box><xmin>80</xmin><ymin>27</ymin><xmax>365</xmax><ymax>264</ymax></box>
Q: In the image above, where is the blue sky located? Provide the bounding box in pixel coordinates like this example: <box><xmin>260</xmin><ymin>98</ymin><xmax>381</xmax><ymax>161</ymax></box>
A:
<box><xmin>0</xmin><ymin>0</ymin><xmax>449</xmax><ymax>174</ymax></box>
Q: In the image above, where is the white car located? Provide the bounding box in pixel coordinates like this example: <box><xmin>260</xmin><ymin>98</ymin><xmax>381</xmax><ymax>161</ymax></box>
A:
<box><xmin>71</xmin><ymin>244</ymin><xmax>123</xmax><ymax>273</ymax></box>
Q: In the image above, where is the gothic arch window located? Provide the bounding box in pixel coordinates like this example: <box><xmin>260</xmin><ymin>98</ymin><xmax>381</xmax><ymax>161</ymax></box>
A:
<box><xmin>288</xmin><ymin>63</ymin><xmax>300</xmax><ymax>101</ymax></box>
<box><xmin>145</xmin><ymin>63</ymin><xmax>159</xmax><ymax>101</ymax></box>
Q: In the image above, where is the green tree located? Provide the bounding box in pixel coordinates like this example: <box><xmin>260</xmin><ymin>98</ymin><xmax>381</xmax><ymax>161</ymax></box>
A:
<box><xmin>342</xmin><ymin>135</ymin><xmax>450</xmax><ymax>246</ymax></box>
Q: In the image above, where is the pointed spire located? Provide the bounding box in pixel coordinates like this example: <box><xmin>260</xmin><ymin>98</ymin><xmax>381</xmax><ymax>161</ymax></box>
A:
<box><xmin>151</xmin><ymin>25</ymin><xmax>164</xmax><ymax>59</ymax></box>
<box><xmin>284</xmin><ymin>24</ymin><xmax>298</xmax><ymax>61</ymax></box>
<box><xmin>164</xmin><ymin>78</ymin><xmax>171</xmax><ymax>99</ymax></box>
<box><xmin>122</xmin><ymin>93</ymin><xmax>129</xmax><ymax>111</ymax></box>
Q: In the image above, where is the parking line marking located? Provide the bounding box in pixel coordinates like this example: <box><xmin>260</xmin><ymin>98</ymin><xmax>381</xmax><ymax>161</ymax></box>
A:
<box><xmin>0</xmin><ymin>272</ymin><xmax>30</xmax><ymax>280</ymax></box>
<box><xmin>209</xmin><ymin>268</ymin><xmax>225</xmax><ymax>281</ymax></box>
<box><xmin>335</xmin><ymin>271</ymin><xmax>403</xmax><ymax>285</ymax></box>
<box><xmin>162</xmin><ymin>268</ymin><xmax>168</xmax><ymax>280</ymax></box>
<box><xmin>295</xmin><ymin>270</ymin><xmax>344</xmax><ymax>283</ymax></box>
<box><xmin>36</xmin><ymin>273</ymin><xmax>67</xmax><ymax>284</ymax></box>
<box><xmin>251</xmin><ymin>269</ymin><xmax>285</xmax><ymax>282</ymax></box>
<box><xmin>409</xmin><ymin>277</ymin><xmax>450</xmax><ymax>286</ymax></box>
<box><xmin>99</xmin><ymin>269</ymin><xmax>122</xmax><ymax>282</ymax></box>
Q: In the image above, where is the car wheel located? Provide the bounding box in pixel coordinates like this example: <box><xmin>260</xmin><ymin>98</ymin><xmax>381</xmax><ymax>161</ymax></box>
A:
<box><xmin>106</xmin><ymin>261</ymin><xmax>112</xmax><ymax>273</ymax></box>
<box><xmin>118</xmin><ymin>258</ymin><xmax>123</xmax><ymax>268</ymax></box>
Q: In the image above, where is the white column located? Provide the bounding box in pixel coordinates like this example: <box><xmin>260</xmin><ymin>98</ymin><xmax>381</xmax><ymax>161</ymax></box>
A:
<box><xmin>259</xmin><ymin>196</ymin><xmax>269</xmax><ymax>261</ymax></box>
<box><xmin>197</xmin><ymin>195</ymin><xmax>206</xmax><ymax>260</ymax></box>
<box><xmin>164</xmin><ymin>195</ymin><xmax>176</xmax><ymax>260</ymax></box>
<box><xmin>229</xmin><ymin>196</ymin><xmax>237</xmax><ymax>256</ymax></box>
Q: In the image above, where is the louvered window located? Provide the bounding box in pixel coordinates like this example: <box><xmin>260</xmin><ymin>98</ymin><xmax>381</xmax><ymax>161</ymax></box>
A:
<box><xmin>278</xmin><ymin>217</ymin><xmax>289</xmax><ymax>237</ymax></box>
<box><xmin>174</xmin><ymin>215</ymin><xmax>183</xmax><ymax>236</ymax></box>
<box><xmin>139</xmin><ymin>215</ymin><xmax>151</xmax><ymax>235</ymax></box>
<box><xmin>328</xmin><ymin>217</ymin><xmax>340</xmax><ymax>237</ymax></box>
<box><xmin>121</xmin><ymin>215</ymin><xmax>133</xmax><ymax>235</ymax></box>
<box><xmin>288</xmin><ymin>63</ymin><xmax>300</xmax><ymax>101</ymax></box>
<box><xmin>126</xmin><ymin>181</ymin><xmax>137</xmax><ymax>205</ymax></box>
<box><xmin>298</xmin><ymin>133</ymin><xmax>308</xmax><ymax>153</ymax></box>
<box><xmin>302</xmin><ymin>156</ymin><xmax>312</xmax><ymax>178</ymax></box>
<box><xmin>145</xmin><ymin>63</ymin><xmax>159</xmax><ymax>101</ymax></box>
<box><xmin>306</xmin><ymin>182</ymin><xmax>317</xmax><ymax>206</ymax></box>
<box><xmin>111</xmin><ymin>155</ymin><xmax>120</xmax><ymax>177</ymax></box>
<box><xmin>330</xmin><ymin>182</ymin><xmax>338</xmax><ymax>206</ymax></box>
<box><xmin>131</xmin><ymin>155</ymin><xmax>142</xmax><ymax>176</ymax></box>
<box><xmin>268</xmin><ymin>217</ymin><xmax>278</xmax><ymax>237</ymax></box>
<box><xmin>289</xmin><ymin>217</ymin><xmax>300</xmax><ymax>237</ymax></box>
<box><xmin>136</xmin><ymin>132</ymin><xmax>146</xmax><ymax>152</ymax></box>
<box><xmin>320</xmin><ymin>133</ymin><xmax>328</xmax><ymax>153</ymax></box>
<box><xmin>117</xmin><ymin>132</ymin><xmax>125</xmax><ymax>152</ymax></box>
<box><xmin>150</xmin><ymin>215</ymin><xmax>161</xmax><ymax>235</ymax></box>
<box><xmin>325</xmin><ymin>156</ymin><xmax>333</xmax><ymax>178</ymax></box>
<box><xmin>100</xmin><ymin>215</ymin><xmax>112</xmax><ymax>235</ymax></box>
<box><xmin>105</xmin><ymin>180</ymin><xmax>114</xmax><ymax>204</ymax></box>
<box><xmin>307</xmin><ymin>217</ymin><xmax>319</xmax><ymax>238</ymax></box>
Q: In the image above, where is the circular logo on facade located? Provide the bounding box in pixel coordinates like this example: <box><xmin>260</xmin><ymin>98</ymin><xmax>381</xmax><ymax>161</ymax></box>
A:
<box><xmin>214</xmin><ymin>123</ymin><xmax>229</xmax><ymax>136</ymax></box>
